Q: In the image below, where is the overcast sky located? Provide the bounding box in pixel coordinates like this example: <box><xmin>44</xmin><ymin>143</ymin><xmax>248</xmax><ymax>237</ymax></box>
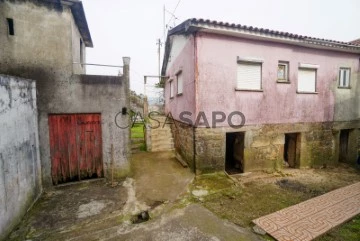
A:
<box><xmin>81</xmin><ymin>0</ymin><xmax>360</xmax><ymax>94</ymax></box>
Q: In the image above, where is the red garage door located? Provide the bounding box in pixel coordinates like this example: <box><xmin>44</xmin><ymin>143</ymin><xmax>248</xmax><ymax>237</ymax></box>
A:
<box><xmin>49</xmin><ymin>114</ymin><xmax>103</xmax><ymax>185</ymax></box>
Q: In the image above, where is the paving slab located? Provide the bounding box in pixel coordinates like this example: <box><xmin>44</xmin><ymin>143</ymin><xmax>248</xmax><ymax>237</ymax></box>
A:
<box><xmin>253</xmin><ymin>182</ymin><xmax>360</xmax><ymax>241</ymax></box>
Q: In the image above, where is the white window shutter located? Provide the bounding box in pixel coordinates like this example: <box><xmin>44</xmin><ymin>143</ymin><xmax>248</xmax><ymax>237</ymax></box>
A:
<box><xmin>298</xmin><ymin>68</ymin><xmax>316</xmax><ymax>92</ymax></box>
<box><xmin>345</xmin><ymin>69</ymin><xmax>350</xmax><ymax>87</ymax></box>
<box><xmin>177</xmin><ymin>73</ymin><xmax>183</xmax><ymax>94</ymax></box>
<box><xmin>237</xmin><ymin>62</ymin><xmax>261</xmax><ymax>90</ymax></box>
<box><xmin>170</xmin><ymin>81</ymin><xmax>174</xmax><ymax>98</ymax></box>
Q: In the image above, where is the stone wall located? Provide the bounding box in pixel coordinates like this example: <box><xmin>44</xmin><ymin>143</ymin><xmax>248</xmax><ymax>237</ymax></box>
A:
<box><xmin>0</xmin><ymin>75</ymin><xmax>41</xmax><ymax>240</ymax></box>
<box><xmin>171</xmin><ymin>120</ymin><xmax>195</xmax><ymax>171</ymax></box>
<box><xmin>184</xmin><ymin>122</ymin><xmax>351</xmax><ymax>174</ymax></box>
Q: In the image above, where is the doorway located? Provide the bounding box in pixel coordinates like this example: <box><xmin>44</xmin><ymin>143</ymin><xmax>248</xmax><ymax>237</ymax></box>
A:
<box><xmin>339</xmin><ymin>129</ymin><xmax>350</xmax><ymax>162</ymax></box>
<box><xmin>225</xmin><ymin>132</ymin><xmax>245</xmax><ymax>174</ymax></box>
<box><xmin>48</xmin><ymin>114</ymin><xmax>103</xmax><ymax>185</ymax></box>
<box><xmin>284</xmin><ymin>133</ymin><xmax>299</xmax><ymax>168</ymax></box>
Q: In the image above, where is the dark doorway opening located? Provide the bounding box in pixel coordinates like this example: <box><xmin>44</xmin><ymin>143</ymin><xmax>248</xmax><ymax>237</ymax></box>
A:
<box><xmin>225</xmin><ymin>132</ymin><xmax>245</xmax><ymax>174</ymax></box>
<box><xmin>339</xmin><ymin>129</ymin><xmax>350</xmax><ymax>162</ymax></box>
<box><xmin>284</xmin><ymin>133</ymin><xmax>299</xmax><ymax>168</ymax></box>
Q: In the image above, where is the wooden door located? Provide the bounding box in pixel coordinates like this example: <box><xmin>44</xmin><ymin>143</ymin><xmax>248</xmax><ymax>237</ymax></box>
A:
<box><xmin>49</xmin><ymin>114</ymin><xmax>103</xmax><ymax>185</ymax></box>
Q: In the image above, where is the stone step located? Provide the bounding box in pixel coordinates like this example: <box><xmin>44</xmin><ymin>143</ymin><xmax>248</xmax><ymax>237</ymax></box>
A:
<box><xmin>131</xmin><ymin>143</ymin><xmax>144</xmax><ymax>149</ymax></box>
<box><xmin>150</xmin><ymin>129</ymin><xmax>173</xmax><ymax>135</ymax></box>
<box><xmin>151</xmin><ymin>134</ymin><xmax>173</xmax><ymax>141</ymax></box>
<box><xmin>151</xmin><ymin>147</ymin><xmax>175</xmax><ymax>152</ymax></box>
<box><xmin>151</xmin><ymin>143</ymin><xmax>174</xmax><ymax>151</ymax></box>
<box><xmin>151</xmin><ymin>139</ymin><xmax>174</xmax><ymax>145</ymax></box>
<box><xmin>131</xmin><ymin>138</ymin><xmax>145</xmax><ymax>144</ymax></box>
<box><xmin>151</xmin><ymin>142</ymin><xmax>174</xmax><ymax>150</ymax></box>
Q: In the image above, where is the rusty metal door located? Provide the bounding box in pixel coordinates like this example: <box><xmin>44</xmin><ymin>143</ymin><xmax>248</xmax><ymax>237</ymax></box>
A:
<box><xmin>49</xmin><ymin>114</ymin><xmax>103</xmax><ymax>185</ymax></box>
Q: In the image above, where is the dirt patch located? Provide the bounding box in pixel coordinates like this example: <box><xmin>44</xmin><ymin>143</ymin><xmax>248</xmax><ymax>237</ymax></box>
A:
<box><xmin>276</xmin><ymin>179</ymin><xmax>326</xmax><ymax>196</ymax></box>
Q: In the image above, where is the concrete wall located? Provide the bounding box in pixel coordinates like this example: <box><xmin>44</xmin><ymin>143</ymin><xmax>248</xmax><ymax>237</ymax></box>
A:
<box><xmin>38</xmin><ymin>61</ymin><xmax>131</xmax><ymax>187</ymax></box>
<box><xmin>0</xmin><ymin>0</ymin><xmax>75</xmax><ymax>78</ymax></box>
<box><xmin>0</xmin><ymin>75</ymin><xmax>41</xmax><ymax>240</ymax></box>
<box><xmin>195</xmin><ymin>32</ymin><xmax>360</xmax><ymax>126</ymax></box>
<box><xmin>334</xmin><ymin>64</ymin><xmax>360</xmax><ymax>122</ymax></box>
<box><xmin>0</xmin><ymin>1</ymin><xmax>131</xmax><ymax>187</ymax></box>
<box><xmin>71</xmin><ymin>12</ymin><xmax>86</xmax><ymax>75</ymax></box>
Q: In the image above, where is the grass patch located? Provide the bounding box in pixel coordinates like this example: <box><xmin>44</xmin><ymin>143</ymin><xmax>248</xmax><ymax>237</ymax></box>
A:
<box><xmin>187</xmin><ymin>168</ymin><xmax>360</xmax><ymax>240</ymax></box>
<box><xmin>200</xmin><ymin>181</ymin><xmax>305</xmax><ymax>227</ymax></box>
<box><xmin>131</xmin><ymin>123</ymin><xmax>144</xmax><ymax>139</ymax></box>
<box><xmin>316</xmin><ymin>215</ymin><xmax>360</xmax><ymax>241</ymax></box>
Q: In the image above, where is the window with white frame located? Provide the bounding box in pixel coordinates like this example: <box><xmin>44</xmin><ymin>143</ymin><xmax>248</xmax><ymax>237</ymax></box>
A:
<box><xmin>169</xmin><ymin>79</ymin><xmax>174</xmax><ymax>98</ymax></box>
<box><xmin>297</xmin><ymin>64</ymin><xmax>318</xmax><ymax>93</ymax></box>
<box><xmin>338</xmin><ymin>68</ymin><xmax>350</xmax><ymax>88</ymax></box>
<box><xmin>277</xmin><ymin>61</ymin><xmax>289</xmax><ymax>82</ymax></box>
<box><xmin>237</xmin><ymin>61</ymin><xmax>262</xmax><ymax>90</ymax></box>
<box><xmin>176</xmin><ymin>71</ymin><xmax>183</xmax><ymax>95</ymax></box>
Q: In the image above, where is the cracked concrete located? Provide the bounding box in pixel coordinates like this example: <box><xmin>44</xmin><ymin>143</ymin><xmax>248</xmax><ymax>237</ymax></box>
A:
<box><xmin>6</xmin><ymin>151</ymin><xmax>260</xmax><ymax>241</ymax></box>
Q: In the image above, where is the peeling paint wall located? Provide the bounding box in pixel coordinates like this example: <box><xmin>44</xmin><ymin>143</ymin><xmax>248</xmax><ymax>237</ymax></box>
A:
<box><xmin>164</xmin><ymin>34</ymin><xmax>196</xmax><ymax>123</ymax></box>
<box><xmin>38</xmin><ymin>72</ymin><xmax>131</xmax><ymax>187</ymax></box>
<box><xmin>0</xmin><ymin>0</ymin><xmax>74</xmax><ymax>78</ymax></box>
<box><xmin>0</xmin><ymin>75</ymin><xmax>41</xmax><ymax>240</ymax></box>
<box><xmin>0</xmin><ymin>0</ymin><xmax>131</xmax><ymax>187</ymax></box>
<box><xmin>195</xmin><ymin>32</ymin><xmax>359</xmax><ymax>126</ymax></box>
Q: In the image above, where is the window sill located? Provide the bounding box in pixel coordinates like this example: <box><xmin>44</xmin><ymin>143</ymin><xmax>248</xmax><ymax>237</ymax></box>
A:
<box><xmin>277</xmin><ymin>80</ymin><xmax>290</xmax><ymax>84</ymax></box>
<box><xmin>177</xmin><ymin>93</ymin><xmax>183</xmax><ymax>96</ymax></box>
<box><xmin>170</xmin><ymin>97</ymin><xmax>174</xmax><ymax>99</ymax></box>
<box><xmin>337</xmin><ymin>86</ymin><xmax>351</xmax><ymax>89</ymax></box>
<box><xmin>296</xmin><ymin>91</ymin><xmax>318</xmax><ymax>94</ymax></box>
<box><xmin>235</xmin><ymin>88</ymin><xmax>263</xmax><ymax>92</ymax></box>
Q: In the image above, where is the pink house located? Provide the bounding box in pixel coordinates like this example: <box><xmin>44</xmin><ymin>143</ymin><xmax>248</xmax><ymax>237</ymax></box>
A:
<box><xmin>162</xmin><ymin>19</ymin><xmax>360</xmax><ymax>174</ymax></box>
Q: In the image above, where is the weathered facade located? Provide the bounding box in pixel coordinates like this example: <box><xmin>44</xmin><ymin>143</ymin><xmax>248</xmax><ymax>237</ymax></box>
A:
<box><xmin>0</xmin><ymin>75</ymin><xmax>41</xmax><ymax>240</ymax></box>
<box><xmin>163</xmin><ymin>19</ymin><xmax>360</xmax><ymax>174</ymax></box>
<box><xmin>0</xmin><ymin>0</ymin><xmax>130</xmax><ymax>187</ymax></box>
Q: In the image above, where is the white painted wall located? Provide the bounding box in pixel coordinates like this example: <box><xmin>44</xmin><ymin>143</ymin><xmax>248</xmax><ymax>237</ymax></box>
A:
<box><xmin>0</xmin><ymin>75</ymin><xmax>41</xmax><ymax>240</ymax></box>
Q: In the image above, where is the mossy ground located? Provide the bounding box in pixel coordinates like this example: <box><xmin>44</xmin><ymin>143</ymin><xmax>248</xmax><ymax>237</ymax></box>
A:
<box><xmin>186</xmin><ymin>165</ymin><xmax>360</xmax><ymax>240</ymax></box>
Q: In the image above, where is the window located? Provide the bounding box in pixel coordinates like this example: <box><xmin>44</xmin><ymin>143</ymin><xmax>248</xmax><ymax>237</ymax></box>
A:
<box><xmin>277</xmin><ymin>61</ymin><xmax>289</xmax><ymax>82</ymax></box>
<box><xmin>169</xmin><ymin>80</ymin><xmax>174</xmax><ymax>98</ymax></box>
<box><xmin>338</xmin><ymin>68</ymin><xmax>350</xmax><ymax>88</ymax></box>
<box><xmin>80</xmin><ymin>39</ymin><xmax>84</xmax><ymax>65</ymax></box>
<box><xmin>176</xmin><ymin>71</ymin><xmax>183</xmax><ymax>95</ymax></box>
<box><xmin>297</xmin><ymin>68</ymin><xmax>316</xmax><ymax>93</ymax></box>
<box><xmin>237</xmin><ymin>61</ymin><xmax>262</xmax><ymax>90</ymax></box>
<box><xmin>7</xmin><ymin>18</ymin><xmax>14</xmax><ymax>36</ymax></box>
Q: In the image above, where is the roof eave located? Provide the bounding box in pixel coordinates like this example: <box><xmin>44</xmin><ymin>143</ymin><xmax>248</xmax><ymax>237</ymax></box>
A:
<box><xmin>199</xmin><ymin>27</ymin><xmax>360</xmax><ymax>54</ymax></box>
<box><xmin>61</xmin><ymin>0</ymin><xmax>93</xmax><ymax>47</ymax></box>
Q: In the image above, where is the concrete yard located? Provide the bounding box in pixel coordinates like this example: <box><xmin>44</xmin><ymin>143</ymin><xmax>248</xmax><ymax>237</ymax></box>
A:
<box><xmin>6</xmin><ymin>151</ymin><xmax>360</xmax><ymax>241</ymax></box>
